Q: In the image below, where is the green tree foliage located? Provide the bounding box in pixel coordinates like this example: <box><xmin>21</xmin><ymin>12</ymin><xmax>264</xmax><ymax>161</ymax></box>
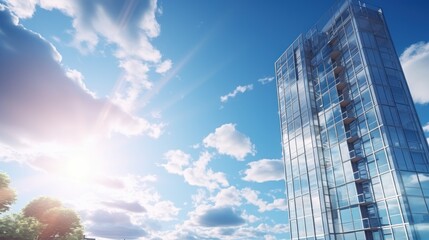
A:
<box><xmin>23</xmin><ymin>197</ymin><xmax>62</xmax><ymax>220</ymax></box>
<box><xmin>56</xmin><ymin>225</ymin><xmax>84</xmax><ymax>240</ymax></box>
<box><xmin>23</xmin><ymin>197</ymin><xmax>83</xmax><ymax>240</ymax></box>
<box><xmin>0</xmin><ymin>213</ymin><xmax>44</xmax><ymax>240</ymax></box>
<box><xmin>0</xmin><ymin>172</ymin><xmax>17</xmax><ymax>213</ymax></box>
<box><xmin>0</xmin><ymin>173</ymin><xmax>84</xmax><ymax>240</ymax></box>
<box><xmin>39</xmin><ymin>207</ymin><xmax>83</xmax><ymax>239</ymax></box>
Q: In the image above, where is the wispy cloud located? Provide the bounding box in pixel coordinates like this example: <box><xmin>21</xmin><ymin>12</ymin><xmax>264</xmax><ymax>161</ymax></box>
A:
<box><xmin>203</xmin><ymin>123</ymin><xmax>256</xmax><ymax>161</ymax></box>
<box><xmin>257</xmin><ymin>76</ymin><xmax>275</xmax><ymax>85</ymax></box>
<box><xmin>220</xmin><ymin>75</ymin><xmax>273</xmax><ymax>105</ymax></box>
<box><xmin>220</xmin><ymin>84</ymin><xmax>253</xmax><ymax>103</ymax></box>
<box><xmin>240</xmin><ymin>188</ymin><xmax>287</xmax><ymax>212</ymax></box>
<box><xmin>400</xmin><ymin>41</ymin><xmax>429</xmax><ymax>104</ymax></box>
<box><xmin>242</xmin><ymin>159</ymin><xmax>284</xmax><ymax>183</ymax></box>
<box><xmin>101</xmin><ymin>200</ymin><xmax>146</xmax><ymax>213</ymax></box>
<box><xmin>212</xmin><ymin>186</ymin><xmax>287</xmax><ymax>212</ymax></box>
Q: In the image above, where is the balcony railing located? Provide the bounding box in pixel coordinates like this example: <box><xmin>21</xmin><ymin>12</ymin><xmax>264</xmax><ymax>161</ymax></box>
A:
<box><xmin>349</xmin><ymin>149</ymin><xmax>363</xmax><ymax>162</ymax></box>
<box><xmin>353</xmin><ymin>170</ymin><xmax>369</xmax><ymax>183</ymax></box>
<box><xmin>357</xmin><ymin>193</ymin><xmax>373</xmax><ymax>205</ymax></box>
<box><xmin>338</xmin><ymin>93</ymin><xmax>351</xmax><ymax>107</ymax></box>
<box><xmin>327</xmin><ymin>35</ymin><xmax>337</xmax><ymax>46</ymax></box>
<box><xmin>342</xmin><ymin>111</ymin><xmax>355</xmax><ymax>125</ymax></box>
<box><xmin>330</xmin><ymin>48</ymin><xmax>341</xmax><ymax>60</ymax></box>
<box><xmin>362</xmin><ymin>218</ymin><xmax>379</xmax><ymax>230</ymax></box>
<box><xmin>332</xmin><ymin>61</ymin><xmax>344</xmax><ymax>75</ymax></box>
<box><xmin>346</xmin><ymin>130</ymin><xmax>359</xmax><ymax>143</ymax></box>
<box><xmin>335</xmin><ymin>77</ymin><xmax>347</xmax><ymax>91</ymax></box>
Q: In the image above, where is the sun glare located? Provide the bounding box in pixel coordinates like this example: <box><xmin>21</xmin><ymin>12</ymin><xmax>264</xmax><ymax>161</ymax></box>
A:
<box><xmin>63</xmin><ymin>142</ymin><xmax>106</xmax><ymax>185</ymax></box>
<box><xmin>37</xmin><ymin>141</ymin><xmax>103</xmax><ymax>185</ymax></box>
<box><xmin>63</xmin><ymin>154</ymin><xmax>92</xmax><ymax>182</ymax></box>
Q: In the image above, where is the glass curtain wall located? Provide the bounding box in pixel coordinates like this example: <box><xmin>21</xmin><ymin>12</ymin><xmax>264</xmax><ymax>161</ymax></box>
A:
<box><xmin>275</xmin><ymin>0</ymin><xmax>429</xmax><ymax>239</ymax></box>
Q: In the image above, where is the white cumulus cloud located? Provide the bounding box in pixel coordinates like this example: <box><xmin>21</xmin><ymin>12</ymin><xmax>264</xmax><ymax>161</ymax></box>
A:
<box><xmin>242</xmin><ymin>159</ymin><xmax>284</xmax><ymax>183</ymax></box>
<box><xmin>213</xmin><ymin>186</ymin><xmax>243</xmax><ymax>207</ymax></box>
<box><xmin>203</xmin><ymin>123</ymin><xmax>255</xmax><ymax>161</ymax></box>
<box><xmin>220</xmin><ymin>84</ymin><xmax>253</xmax><ymax>103</ymax></box>
<box><xmin>162</xmin><ymin>150</ymin><xmax>229</xmax><ymax>191</ymax></box>
<box><xmin>182</xmin><ymin>152</ymin><xmax>229</xmax><ymax>191</ymax></box>
<box><xmin>400</xmin><ymin>41</ymin><xmax>429</xmax><ymax>104</ymax></box>
<box><xmin>156</xmin><ymin>59</ymin><xmax>173</xmax><ymax>73</ymax></box>
<box><xmin>162</xmin><ymin>150</ymin><xmax>191</xmax><ymax>175</ymax></box>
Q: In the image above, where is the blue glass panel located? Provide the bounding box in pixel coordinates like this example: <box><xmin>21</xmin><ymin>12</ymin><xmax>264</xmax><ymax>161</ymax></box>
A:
<box><xmin>392</xmin><ymin>227</ymin><xmax>407</xmax><ymax>239</ymax></box>
<box><xmin>409</xmin><ymin>197</ymin><xmax>428</xmax><ymax>214</ymax></box>
<box><xmin>340</xmin><ymin>208</ymin><xmax>352</xmax><ymax>223</ymax></box>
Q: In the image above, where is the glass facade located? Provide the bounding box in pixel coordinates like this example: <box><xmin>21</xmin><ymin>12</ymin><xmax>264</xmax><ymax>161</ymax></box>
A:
<box><xmin>275</xmin><ymin>1</ymin><xmax>429</xmax><ymax>239</ymax></box>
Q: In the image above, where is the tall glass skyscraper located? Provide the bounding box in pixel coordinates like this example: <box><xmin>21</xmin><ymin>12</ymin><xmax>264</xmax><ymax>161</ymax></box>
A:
<box><xmin>275</xmin><ymin>1</ymin><xmax>429</xmax><ymax>239</ymax></box>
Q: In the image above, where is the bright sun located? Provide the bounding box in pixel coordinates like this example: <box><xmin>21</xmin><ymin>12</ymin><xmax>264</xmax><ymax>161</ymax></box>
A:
<box><xmin>45</xmin><ymin>141</ymin><xmax>101</xmax><ymax>184</ymax></box>
<box><xmin>64</xmin><ymin>155</ymin><xmax>92</xmax><ymax>182</ymax></box>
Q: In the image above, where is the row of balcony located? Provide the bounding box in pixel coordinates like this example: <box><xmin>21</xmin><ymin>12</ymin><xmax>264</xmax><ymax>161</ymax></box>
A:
<box><xmin>327</xmin><ymin>35</ymin><xmax>341</xmax><ymax>60</ymax></box>
<box><xmin>327</xmin><ymin>39</ymin><xmax>378</xmax><ymax>234</ymax></box>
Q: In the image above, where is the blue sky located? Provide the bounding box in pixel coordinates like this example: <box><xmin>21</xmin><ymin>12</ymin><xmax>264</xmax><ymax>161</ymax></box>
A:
<box><xmin>1</xmin><ymin>0</ymin><xmax>429</xmax><ymax>239</ymax></box>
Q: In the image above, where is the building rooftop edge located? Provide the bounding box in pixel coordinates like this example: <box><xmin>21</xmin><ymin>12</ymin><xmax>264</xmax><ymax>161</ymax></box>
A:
<box><xmin>275</xmin><ymin>0</ymin><xmax>382</xmax><ymax>66</ymax></box>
